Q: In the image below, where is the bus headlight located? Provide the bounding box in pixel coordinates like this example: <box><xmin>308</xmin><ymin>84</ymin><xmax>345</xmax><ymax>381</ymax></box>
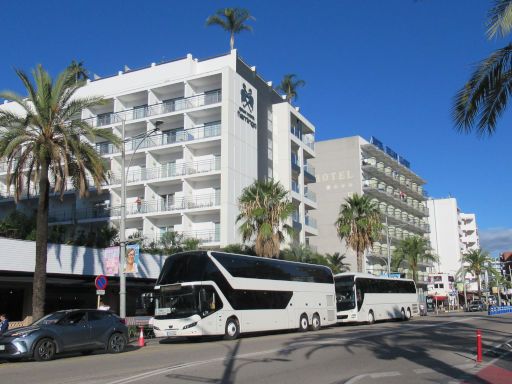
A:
<box><xmin>182</xmin><ymin>322</ymin><xmax>197</xmax><ymax>329</ymax></box>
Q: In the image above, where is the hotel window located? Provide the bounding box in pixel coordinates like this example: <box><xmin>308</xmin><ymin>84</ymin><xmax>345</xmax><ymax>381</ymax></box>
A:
<box><xmin>133</xmin><ymin>104</ymin><xmax>148</xmax><ymax>120</ymax></box>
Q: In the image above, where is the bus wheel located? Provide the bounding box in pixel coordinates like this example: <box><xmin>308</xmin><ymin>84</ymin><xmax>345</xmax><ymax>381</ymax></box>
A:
<box><xmin>299</xmin><ymin>314</ymin><xmax>309</xmax><ymax>332</ymax></box>
<box><xmin>367</xmin><ymin>311</ymin><xmax>375</xmax><ymax>325</ymax></box>
<box><xmin>224</xmin><ymin>318</ymin><xmax>240</xmax><ymax>340</ymax></box>
<box><xmin>400</xmin><ymin>308</ymin><xmax>406</xmax><ymax>321</ymax></box>
<box><xmin>406</xmin><ymin>308</ymin><xmax>412</xmax><ymax>320</ymax></box>
<box><xmin>310</xmin><ymin>314</ymin><xmax>321</xmax><ymax>331</ymax></box>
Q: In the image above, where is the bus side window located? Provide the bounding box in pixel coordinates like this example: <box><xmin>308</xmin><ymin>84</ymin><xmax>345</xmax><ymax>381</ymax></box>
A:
<box><xmin>199</xmin><ymin>286</ymin><xmax>223</xmax><ymax>317</ymax></box>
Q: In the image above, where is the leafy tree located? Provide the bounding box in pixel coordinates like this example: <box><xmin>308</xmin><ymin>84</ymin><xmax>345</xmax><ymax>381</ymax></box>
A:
<box><xmin>237</xmin><ymin>179</ymin><xmax>295</xmax><ymax>258</ymax></box>
<box><xmin>222</xmin><ymin>243</ymin><xmax>256</xmax><ymax>255</ymax></box>
<box><xmin>392</xmin><ymin>236</ymin><xmax>438</xmax><ymax>283</ymax></box>
<box><xmin>335</xmin><ymin>193</ymin><xmax>382</xmax><ymax>273</ymax></box>
<box><xmin>159</xmin><ymin>230</ymin><xmax>184</xmax><ymax>252</ymax></box>
<box><xmin>206</xmin><ymin>8</ymin><xmax>255</xmax><ymax>50</ymax></box>
<box><xmin>276</xmin><ymin>74</ymin><xmax>305</xmax><ymax>103</ymax></box>
<box><xmin>182</xmin><ymin>237</ymin><xmax>200</xmax><ymax>251</ymax></box>
<box><xmin>282</xmin><ymin>243</ymin><xmax>316</xmax><ymax>263</ymax></box>
<box><xmin>0</xmin><ymin>210</ymin><xmax>36</xmax><ymax>239</ymax></box>
<box><xmin>453</xmin><ymin>0</ymin><xmax>512</xmax><ymax>136</ymax></box>
<box><xmin>0</xmin><ymin>65</ymin><xmax>120</xmax><ymax>320</ymax></box>
<box><xmin>325</xmin><ymin>252</ymin><xmax>351</xmax><ymax>274</ymax></box>
<box><xmin>459</xmin><ymin>249</ymin><xmax>499</xmax><ymax>299</ymax></box>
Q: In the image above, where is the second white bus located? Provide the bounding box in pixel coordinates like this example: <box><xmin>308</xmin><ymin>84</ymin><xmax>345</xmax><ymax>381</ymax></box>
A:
<box><xmin>153</xmin><ymin>251</ymin><xmax>337</xmax><ymax>339</ymax></box>
<box><xmin>334</xmin><ymin>273</ymin><xmax>419</xmax><ymax>324</ymax></box>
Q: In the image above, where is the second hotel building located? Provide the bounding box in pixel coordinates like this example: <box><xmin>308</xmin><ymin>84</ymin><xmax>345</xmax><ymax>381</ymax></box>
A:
<box><xmin>0</xmin><ymin>50</ymin><xmax>318</xmax><ymax>247</ymax></box>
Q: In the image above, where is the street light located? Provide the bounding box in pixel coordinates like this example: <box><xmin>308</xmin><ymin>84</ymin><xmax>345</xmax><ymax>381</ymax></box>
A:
<box><xmin>119</xmin><ymin>119</ymin><xmax>163</xmax><ymax>318</ymax></box>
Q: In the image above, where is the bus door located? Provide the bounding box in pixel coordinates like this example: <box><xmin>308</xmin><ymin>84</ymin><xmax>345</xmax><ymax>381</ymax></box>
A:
<box><xmin>198</xmin><ymin>285</ymin><xmax>224</xmax><ymax>334</ymax></box>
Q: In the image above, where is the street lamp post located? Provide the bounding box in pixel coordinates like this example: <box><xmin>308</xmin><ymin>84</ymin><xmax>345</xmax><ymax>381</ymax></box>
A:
<box><xmin>119</xmin><ymin>119</ymin><xmax>163</xmax><ymax>318</ymax></box>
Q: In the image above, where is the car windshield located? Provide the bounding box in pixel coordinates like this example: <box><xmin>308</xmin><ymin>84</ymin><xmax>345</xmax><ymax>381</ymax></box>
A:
<box><xmin>154</xmin><ymin>285</ymin><xmax>198</xmax><ymax>319</ymax></box>
<box><xmin>33</xmin><ymin>312</ymin><xmax>67</xmax><ymax>326</ymax></box>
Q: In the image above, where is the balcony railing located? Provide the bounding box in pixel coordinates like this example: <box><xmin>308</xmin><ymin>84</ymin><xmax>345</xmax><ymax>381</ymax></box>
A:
<box><xmin>304</xmin><ymin>164</ymin><xmax>316</xmax><ymax>177</ymax></box>
<box><xmin>304</xmin><ymin>187</ymin><xmax>316</xmax><ymax>202</ymax></box>
<box><xmin>305</xmin><ymin>215</ymin><xmax>317</xmax><ymax>229</ymax></box>
<box><xmin>154</xmin><ymin>228</ymin><xmax>220</xmax><ymax>245</ymax></box>
<box><xmin>95</xmin><ymin>124</ymin><xmax>221</xmax><ymax>155</ymax></box>
<box><xmin>89</xmin><ymin>90</ymin><xmax>222</xmax><ymax>128</ymax></box>
<box><xmin>49</xmin><ymin>193</ymin><xmax>221</xmax><ymax>222</ymax></box>
<box><xmin>291</xmin><ymin>180</ymin><xmax>300</xmax><ymax>194</ymax></box>
<box><xmin>363</xmin><ymin>183</ymin><xmax>429</xmax><ymax>217</ymax></box>
<box><xmin>109</xmin><ymin>157</ymin><xmax>221</xmax><ymax>185</ymax></box>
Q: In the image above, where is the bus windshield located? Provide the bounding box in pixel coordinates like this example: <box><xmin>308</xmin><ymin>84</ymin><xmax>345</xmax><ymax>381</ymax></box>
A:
<box><xmin>335</xmin><ymin>276</ymin><xmax>356</xmax><ymax>311</ymax></box>
<box><xmin>155</xmin><ymin>286</ymin><xmax>198</xmax><ymax>319</ymax></box>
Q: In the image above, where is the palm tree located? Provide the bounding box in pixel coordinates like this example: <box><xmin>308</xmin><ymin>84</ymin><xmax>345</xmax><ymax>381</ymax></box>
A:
<box><xmin>325</xmin><ymin>252</ymin><xmax>351</xmax><ymax>274</ymax></box>
<box><xmin>282</xmin><ymin>243</ymin><xmax>316</xmax><ymax>263</ymax></box>
<box><xmin>335</xmin><ymin>194</ymin><xmax>382</xmax><ymax>273</ymax></box>
<box><xmin>0</xmin><ymin>65</ymin><xmax>120</xmax><ymax>320</ymax></box>
<box><xmin>392</xmin><ymin>236</ymin><xmax>438</xmax><ymax>283</ymax></box>
<box><xmin>453</xmin><ymin>0</ymin><xmax>512</xmax><ymax>136</ymax></box>
<box><xmin>276</xmin><ymin>74</ymin><xmax>306</xmax><ymax>103</ymax></box>
<box><xmin>206</xmin><ymin>8</ymin><xmax>255</xmax><ymax>51</ymax></box>
<box><xmin>68</xmin><ymin>60</ymin><xmax>89</xmax><ymax>83</ymax></box>
<box><xmin>460</xmin><ymin>249</ymin><xmax>498</xmax><ymax>300</ymax></box>
<box><xmin>237</xmin><ymin>179</ymin><xmax>294</xmax><ymax>258</ymax></box>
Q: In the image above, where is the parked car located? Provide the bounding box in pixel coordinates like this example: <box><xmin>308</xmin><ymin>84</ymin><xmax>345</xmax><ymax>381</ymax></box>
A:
<box><xmin>468</xmin><ymin>300</ymin><xmax>486</xmax><ymax>312</ymax></box>
<box><xmin>0</xmin><ymin>309</ymin><xmax>128</xmax><ymax>361</ymax></box>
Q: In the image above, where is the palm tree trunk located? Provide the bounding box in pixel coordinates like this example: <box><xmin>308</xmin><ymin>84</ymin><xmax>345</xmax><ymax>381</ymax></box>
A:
<box><xmin>356</xmin><ymin>246</ymin><xmax>362</xmax><ymax>273</ymax></box>
<box><xmin>230</xmin><ymin>33</ymin><xmax>234</xmax><ymax>51</ymax></box>
<box><xmin>32</xmin><ymin>159</ymin><xmax>50</xmax><ymax>321</ymax></box>
<box><xmin>477</xmin><ymin>273</ymin><xmax>482</xmax><ymax>300</ymax></box>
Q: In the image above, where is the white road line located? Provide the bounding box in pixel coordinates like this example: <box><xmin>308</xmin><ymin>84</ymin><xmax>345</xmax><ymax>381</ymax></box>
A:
<box><xmin>108</xmin><ymin>317</ymin><xmax>481</xmax><ymax>384</ymax></box>
<box><xmin>369</xmin><ymin>371</ymin><xmax>401</xmax><ymax>378</ymax></box>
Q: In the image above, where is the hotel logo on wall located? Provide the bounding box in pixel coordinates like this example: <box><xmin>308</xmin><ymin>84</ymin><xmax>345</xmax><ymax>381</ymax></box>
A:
<box><xmin>238</xmin><ymin>83</ymin><xmax>257</xmax><ymax>129</ymax></box>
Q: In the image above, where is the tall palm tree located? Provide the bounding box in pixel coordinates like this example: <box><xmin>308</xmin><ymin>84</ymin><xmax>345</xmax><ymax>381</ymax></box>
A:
<box><xmin>237</xmin><ymin>179</ymin><xmax>294</xmax><ymax>258</ymax></box>
<box><xmin>460</xmin><ymin>249</ymin><xmax>498</xmax><ymax>300</ymax></box>
<box><xmin>206</xmin><ymin>8</ymin><xmax>255</xmax><ymax>51</ymax></box>
<box><xmin>276</xmin><ymin>74</ymin><xmax>306</xmax><ymax>103</ymax></box>
<box><xmin>325</xmin><ymin>252</ymin><xmax>351</xmax><ymax>274</ymax></box>
<box><xmin>453</xmin><ymin>0</ymin><xmax>512</xmax><ymax>136</ymax></box>
<box><xmin>392</xmin><ymin>236</ymin><xmax>438</xmax><ymax>283</ymax></box>
<box><xmin>335</xmin><ymin>194</ymin><xmax>382</xmax><ymax>273</ymax></box>
<box><xmin>68</xmin><ymin>60</ymin><xmax>89</xmax><ymax>83</ymax></box>
<box><xmin>0</xmin><ymin>65</ymin><xmax>120</xmax><ymax>320</ymax></box>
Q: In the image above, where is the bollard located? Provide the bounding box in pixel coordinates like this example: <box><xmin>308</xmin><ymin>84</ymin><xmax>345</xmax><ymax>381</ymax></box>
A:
<box><xmin>476</xmin><ymin>329</ymin><xmax>482</xmax><ymax>363</ymax></box>
<box><xmin>138</xmin><ymin>326</ymin><xmax>145</xmax><ymax>347</ymax></box>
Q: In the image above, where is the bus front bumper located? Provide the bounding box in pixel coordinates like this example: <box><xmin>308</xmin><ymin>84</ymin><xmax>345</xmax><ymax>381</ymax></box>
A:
<box><xmin>153</xmin><ymin>325</ymin><xmax>203</xmax><ymax>338</ymax></box>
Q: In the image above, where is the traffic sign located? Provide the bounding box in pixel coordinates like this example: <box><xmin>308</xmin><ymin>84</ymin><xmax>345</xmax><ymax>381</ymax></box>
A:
<box><xmin>96</xmin><ymin>290</ymin><xmax>105</xmax><ymax>295</ymax></box>
<box><xmin>95</xmin><ymin>275</ymin><xmax>108</xmax><ymax>290</ymax></box>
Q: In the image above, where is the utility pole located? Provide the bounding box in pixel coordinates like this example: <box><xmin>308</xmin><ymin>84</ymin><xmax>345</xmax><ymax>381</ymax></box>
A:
<box><xmin>119</xmin><ymin>118</ymin><xmax>126</xmax><ymax>318</ymax></box>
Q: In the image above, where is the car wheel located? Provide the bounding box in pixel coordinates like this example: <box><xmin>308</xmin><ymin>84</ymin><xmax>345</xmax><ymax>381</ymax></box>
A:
<box><xmin>310</xmin><ymin>314</ymin><xmax>321</xmax><ymax>331</ymax></box>
<box><xmin>224</xmin><ymin>318</ymin><xmax>240</xmax><ymax>340</ymax></box>
<box><xmin>299</xmin><ymin>314</ymin><xmax>309</xmax><ymax>332</ymax></box>
<box><xmin>33</xmin><ymin>338</ymin><xmax>56</xmax><ymax>361</ymax></box>
<box><xmin>107</xmin><ymin>333</ymin><xmax>127</xmax><ymax>353</ymax></box>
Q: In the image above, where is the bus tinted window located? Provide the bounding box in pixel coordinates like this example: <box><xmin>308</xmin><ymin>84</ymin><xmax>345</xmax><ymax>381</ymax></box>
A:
<box><xmin>211</xmin><ymin>252</ymin><xmax>333</xmax><ymax>284</ymax></box>
<box><xmin>156</xmin><ymin>252</ymin><xmax>208</xmax><ymax>285</ymax></box>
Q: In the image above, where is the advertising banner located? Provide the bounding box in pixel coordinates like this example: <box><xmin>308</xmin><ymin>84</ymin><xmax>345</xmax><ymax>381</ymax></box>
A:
<box><xmin>102</xmin><ymin>247</ymin><xmax>120</xmax><ymax>276</ymax></box>
<box><xmin>124</xmin><ymin>244</ymin><xmax>140</xmax><ymax>274</ymax></box>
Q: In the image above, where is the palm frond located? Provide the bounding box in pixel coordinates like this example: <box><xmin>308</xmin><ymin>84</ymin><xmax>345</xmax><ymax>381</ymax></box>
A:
<box><xmin>487</xmin><ymin>0</ymin><xmax>512</xmax><ymax>38</ymax></box>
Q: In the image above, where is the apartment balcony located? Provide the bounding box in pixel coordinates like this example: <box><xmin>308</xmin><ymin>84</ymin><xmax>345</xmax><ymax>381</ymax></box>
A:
<box><xmin>291</xmin><ymin>158</ymin><xmax>301</xmax><ymax>175</ymax></box>
<box><xmin>292</xmin><ymin>212</ymin><xmax>302</xmax><ymax>231</ymax></box>
<box><xmin>109</xmin><ymin>157</ymin><xmax>221</xmax><ymax>186</ymax></box>
<box><xmin>96</xmin><ymin>124</ymin><xmax>221</xmax><ymax>156</ymax></box>
<box><xmin>361</xmin><ymin>143</ymin><xmax>425</xmax><ymax>185</ymax></box>
<box><xmin>88</xmin><ymin>90</ymin><xmax>222</xmax><ymax>128</ymax></box>
<box><xmin>49</xmin><ymin>194</ymin><xmax>220</xmax><ymax>223</ymax></box>
<box><xmin>154</xmin><ymin>228</ymin><xmax>220</xmax><ymax>245</ymax></box>
<box><xmin>304</xmin><ymin>187</ymin><xmax>316</xmax><ymax>203</ymax></box>
<box><xmin>303</xmin><ymin>164</ymin><xmax>316</xmax><ymax>183</ymax></box>
<box><xmin>362</xmin><ymin>161</ymin><xmax>428</xmax><ymax>201</ymax></box>
<box><xmin>291</xmin><ymin>180</ymin><xmax>300</xmax><ymax>194</ymax></box>
<box><xmin>379</xmin><ymin>210</ymin><xmax>429</xmax><ymax>235</ymax></box>
<box><xmin>363</xmin><ymin>184</ymin><xmax>429</xmax><ymax>217</ymax></box>
<box><xmin>305</xmin><ymin>215</ymin><xmax>317</xmax><ymax>229</ymax></box>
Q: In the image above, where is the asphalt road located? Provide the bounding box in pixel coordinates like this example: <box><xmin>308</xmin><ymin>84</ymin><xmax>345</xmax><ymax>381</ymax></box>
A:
<box><xmin>1</xmin><ymin>312</ymin><xmax>511</xmax><ymax>384</ymax></box>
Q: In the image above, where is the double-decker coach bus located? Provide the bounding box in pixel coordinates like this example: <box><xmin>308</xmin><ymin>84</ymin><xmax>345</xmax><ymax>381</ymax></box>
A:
<box><xmin>152</xmin><ymin>251</ymin><xmax>336</xmax><ymax>339</ymax></box>
<box><xmin>334</xmin><ymin>273</ymin><xmax>419</xmax><ymax>324</ymax></box>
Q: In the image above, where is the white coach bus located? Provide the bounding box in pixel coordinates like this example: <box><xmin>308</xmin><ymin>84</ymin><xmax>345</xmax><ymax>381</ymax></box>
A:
<box><xmin>334</xmin><ymin>273</ymin><xmax>419</xmax><ymax>324</ymax></box>
<box><xmin>152</xmin><ymin>251</ymin><xmax>337</xmax><ymax>339</ymax></box>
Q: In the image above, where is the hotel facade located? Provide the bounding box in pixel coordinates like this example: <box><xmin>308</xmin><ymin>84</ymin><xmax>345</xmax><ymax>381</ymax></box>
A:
<box><xmin>0</xmin><ymin>50</ymin><xmax>317</xmax><ymax>248</ymax></box>
<box><xmin>309</xmin><ymin>136</ymin><xmax>433</xmax><ymax>285</ymax></box>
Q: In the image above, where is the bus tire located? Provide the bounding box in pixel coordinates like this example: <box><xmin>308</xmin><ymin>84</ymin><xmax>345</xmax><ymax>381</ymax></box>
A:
<box><xmin>224</xmin><ymin>317</ymin><xmax>240</xmax><ymax>340</ymax></box>
<box><xmin>406</xmin><ymin>308</ymin><xmax>412</xmax><ymax>320</ymax></box>
<box><xmin>299</xmin><ymin>314</ymin><xmax>309</xmax><ymax>332</ymax></box>
<box><xmin>367</xmin><ymin>310</ymin><xmax>375</xmax><ymax>325</ymax></box>
<box><xmin>400</xmin><ymin>308</ymin><xmax>406</xmax><ymax>321</ymax></box>
<box><xmin>310</xmin><ymin>313</ymin><xmax>321</xmax><ymax>331</ymax></box>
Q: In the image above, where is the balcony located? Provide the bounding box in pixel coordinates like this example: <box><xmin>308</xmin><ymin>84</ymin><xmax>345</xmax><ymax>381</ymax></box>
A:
<box><xmin>109</xmin><ymin>157</ymin><xmax>221</xmax><ymax>185</ymax></box>
<box><xmin>379</xmin><ymin>210</ymin><xmax>429</xmax><ymax>235</ymax></box>
<box><xmin>303</xmin><ymin>164</ymin><xmax>316</xmax><ymax>183</ymax></box>
<box><xmin>305</xmin><ymin>215</ymin><xmax>317</xmax><ymax>229</ymax></box>
<box><xmin>304</xmin><ymin>187</ymin><xmax>316</xmax><ymax>203</ymax></box>
<box><xmin>291</xmin><ymin>180</ymin><xmax>300</xmax><ymax>194</ymax></box>
<box><xmin>364</xmin><ymin>184</ymin><xmax>429</xmax><ymax>217</ymax></box>
<box><xmin>89</xmin><ymin>90</ymin><xmax>222</xmax><ymax>128</ymax></box>
<box><xmin>49</xmin><ymin>193</ymin><xmax>221</xmax><ymax>223</ymax></box>
<box><xmin>95</xmin><ymin>124</ymin><xmax>222</xmax><ymax>155</ymax></box>
<box><xmin>154</xmin><ymin>228</ymin><xmax>220</xmax><ymax>245</ymax></box>
<box><xmin>362</xmin><ymin>160</ymin><xmax>428</xmax><ymax>201</ymax></box>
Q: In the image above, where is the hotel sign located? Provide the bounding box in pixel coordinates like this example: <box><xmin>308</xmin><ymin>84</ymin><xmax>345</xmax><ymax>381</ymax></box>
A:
<box><xmin>238</xmin><ymin>83</ymin><xmax>257</xmax><ymax>129</ymax></box>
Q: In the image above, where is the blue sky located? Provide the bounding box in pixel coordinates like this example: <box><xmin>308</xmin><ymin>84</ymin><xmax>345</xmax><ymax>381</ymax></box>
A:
<box><xmin>1</xmin><ymin>0</ymin><xmax>510</xmax><ymax>254</ymax></box>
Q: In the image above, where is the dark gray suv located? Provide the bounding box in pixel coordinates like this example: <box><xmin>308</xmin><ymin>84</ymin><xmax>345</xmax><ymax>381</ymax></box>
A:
<box><xmin>0</xmin><ymin>309</ymin><xmax>128</xmax><ymax>361</ymax></box>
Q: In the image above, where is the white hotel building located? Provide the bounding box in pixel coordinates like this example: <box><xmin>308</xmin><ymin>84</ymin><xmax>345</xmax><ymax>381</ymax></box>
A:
<box><xmin>0</xmin><ymin>50</ymin><xmax>318</xmax><ymax>248</ymax></box>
